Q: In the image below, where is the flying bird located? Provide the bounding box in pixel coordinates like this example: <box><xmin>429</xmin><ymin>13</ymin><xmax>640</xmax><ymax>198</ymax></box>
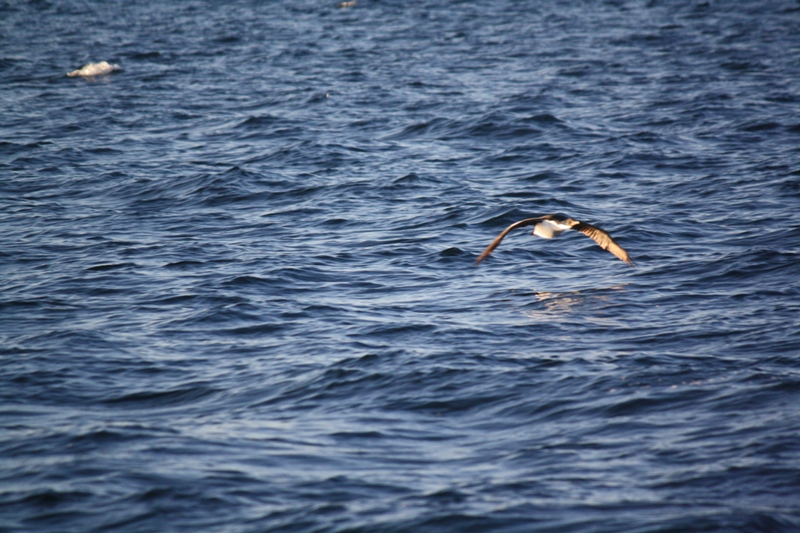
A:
<box><xmin>475</xmin><ymin>214</ymin><xmax>635</xmax><ymax>267</ymax></box>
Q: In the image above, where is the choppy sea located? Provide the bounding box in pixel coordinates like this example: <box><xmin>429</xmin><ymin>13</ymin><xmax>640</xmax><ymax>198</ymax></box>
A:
<box><xmin>2</xmin><ymin>1</ymin><xmax>800</xmax><ymax>531</ymax></box>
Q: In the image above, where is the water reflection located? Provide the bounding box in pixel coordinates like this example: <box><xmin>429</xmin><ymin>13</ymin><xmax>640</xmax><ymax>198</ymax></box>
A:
<box><xmin>510</xmin><ymin>285</ymin><xmax>629</xmax><ymax>326</ymax></box>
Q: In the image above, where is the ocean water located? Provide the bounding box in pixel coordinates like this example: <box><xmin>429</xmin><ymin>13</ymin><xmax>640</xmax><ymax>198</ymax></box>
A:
<box><xmin>2</xmin><ymin>0</ymin><xmax>800</xmax><ymax>531</ymax></box>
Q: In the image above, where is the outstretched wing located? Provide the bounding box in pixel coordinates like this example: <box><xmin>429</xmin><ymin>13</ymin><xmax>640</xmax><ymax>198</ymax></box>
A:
<box><xmin>474</xmin><ymin>217</ymin><xmax>548</xmax><ymax>265</ymax></box>
<box><xmin>571</xmin><ymin>221</ymin><xmax>635</xmax><ymax>267</ymax></box>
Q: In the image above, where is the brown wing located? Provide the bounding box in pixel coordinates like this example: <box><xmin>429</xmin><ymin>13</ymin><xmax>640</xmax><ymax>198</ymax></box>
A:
<box><xmin>571</xmin><ymin>221</ymin><xmax>635</xmax><ymax>267</ymax></box>
<box><xmin>474</xmin><ymin>217</ymin><xmax>548</xmax><ymax>265</ymax></box>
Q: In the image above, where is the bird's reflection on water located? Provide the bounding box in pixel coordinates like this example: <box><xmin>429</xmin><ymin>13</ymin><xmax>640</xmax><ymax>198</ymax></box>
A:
<box><xmin>507</xmin><ymin>285</ymin><xmax>630</xmax><ymax>327</ymax></box>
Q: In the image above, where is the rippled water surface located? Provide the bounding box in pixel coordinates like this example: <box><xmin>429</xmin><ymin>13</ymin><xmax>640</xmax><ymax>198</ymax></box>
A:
<box><xmin>2</xmin><ymin>0</ymin><xmax>800</xmax><ymax>531</ymax></box>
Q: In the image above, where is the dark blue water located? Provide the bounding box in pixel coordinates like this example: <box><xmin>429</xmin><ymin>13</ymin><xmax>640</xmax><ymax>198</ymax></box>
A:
<box><xmin>2</xmin><ymin>0</ymin><xmax>800</xmax><ymax>531</ymax></box>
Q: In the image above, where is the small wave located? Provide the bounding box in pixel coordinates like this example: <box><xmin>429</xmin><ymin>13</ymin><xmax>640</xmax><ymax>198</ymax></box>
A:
<box><xmin>103</xmin><ymin>382</ymin><xmax>219</xmax><ymax>407</ymax></box>
<box><xmin>67</xmin><ymin>61</ymin><xmax>121</xmax><ymax>78</ymax></box>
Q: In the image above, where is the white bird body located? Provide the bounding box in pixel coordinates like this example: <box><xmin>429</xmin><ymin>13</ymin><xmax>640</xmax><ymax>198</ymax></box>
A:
<box><xmin>532</xmin><ymin>219</ymin><xmax>571</xmax><ymax>239</ymax></box>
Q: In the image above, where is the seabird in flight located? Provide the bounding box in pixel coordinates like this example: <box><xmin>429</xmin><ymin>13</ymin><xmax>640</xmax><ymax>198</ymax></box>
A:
<box><xmin>475</xmin><ymin>214</ymin><xmax>635</xmax><ymax>267</ymax></box>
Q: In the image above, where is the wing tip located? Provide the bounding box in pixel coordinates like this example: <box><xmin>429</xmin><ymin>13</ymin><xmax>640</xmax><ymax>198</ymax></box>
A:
<box><xmin>474</xmin><ymin>250</ymin><xmax>491</xmax><ymax>265</ymax></box>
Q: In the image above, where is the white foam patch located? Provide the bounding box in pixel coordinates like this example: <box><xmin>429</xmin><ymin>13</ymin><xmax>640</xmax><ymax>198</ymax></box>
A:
<box><xmin>67</xmin><ymin>61</ymin><xmax>121</xmax><ymax>78</ymax></box>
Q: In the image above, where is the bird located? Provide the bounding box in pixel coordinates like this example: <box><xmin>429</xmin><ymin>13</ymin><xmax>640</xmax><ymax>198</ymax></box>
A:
<box><xmin>475</xmin><ymin>214</ymin><xmax>635</xmax><ymax>267</ymax></box>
